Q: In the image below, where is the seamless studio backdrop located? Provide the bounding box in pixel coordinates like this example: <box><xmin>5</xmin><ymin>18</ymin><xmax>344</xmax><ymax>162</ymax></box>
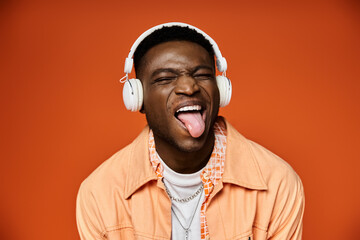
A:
<box><xmin>1</xmin><ymin>0</ymin><xmax>359</xmax><ymax>239</ymax></box>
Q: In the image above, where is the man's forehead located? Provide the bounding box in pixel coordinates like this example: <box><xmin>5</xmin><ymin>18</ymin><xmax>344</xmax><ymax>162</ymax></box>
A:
<box><xmin>143</xmin><ymin>42</ymin><xmax>212</xmax><ymax>70</ymax></box>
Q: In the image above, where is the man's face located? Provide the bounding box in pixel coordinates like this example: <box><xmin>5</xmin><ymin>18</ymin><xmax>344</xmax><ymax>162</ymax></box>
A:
<box><xmin>138</xmin><ymin>40</ymin><xmax>220</xmax><ymax>153</ymax></box>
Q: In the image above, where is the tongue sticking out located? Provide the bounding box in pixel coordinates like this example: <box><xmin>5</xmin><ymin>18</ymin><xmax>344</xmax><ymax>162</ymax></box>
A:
<box><xmin>177</xmin><ymin>112</ymin><xmax>205</xmax><ymax>138</ymax></box>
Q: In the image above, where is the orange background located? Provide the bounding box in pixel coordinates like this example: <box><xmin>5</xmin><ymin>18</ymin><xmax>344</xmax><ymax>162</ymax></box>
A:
<box><xmin>1</xmin><ymin>0</ymin><xmax>359</xmax><ymax>239</ymax></box>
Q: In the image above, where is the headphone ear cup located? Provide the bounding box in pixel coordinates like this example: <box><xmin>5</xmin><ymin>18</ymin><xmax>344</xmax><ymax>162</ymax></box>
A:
<box><xmin>122</xmin><ymin>78</ymin><xmax>143</xmax><ymax>112</ymax></box>
<box><xmin>216</xmin><ymin>75</ymin><xmax>232</xmax><ymax>107</ymax></box>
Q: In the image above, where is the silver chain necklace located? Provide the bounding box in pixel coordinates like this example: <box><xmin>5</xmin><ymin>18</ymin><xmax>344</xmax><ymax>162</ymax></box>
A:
<box><xmin>164</xmin><ymin>182</ymin><xmax>204</xmax><ymax>240</ymax></box>
<box><xmin>164</xmin><ymin>183</ymin><xmax>204</xmax><ymax>203</ymax></box>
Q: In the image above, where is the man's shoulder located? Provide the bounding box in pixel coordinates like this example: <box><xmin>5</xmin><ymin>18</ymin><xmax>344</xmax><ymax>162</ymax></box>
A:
<box><xmin>78</xmin><ymin>127</ymin><xmax>150</xmax><ymax>197</ymax></box>
<box><xmin>79</xmin><ymin>144</ymin><xmax>133</xmax><ymax>195</ymax></box>
<box><xmin>225</xmin><ymin>119</ymin><xmax>302</xmax><ymax>190</ymax></box>
<box><xmin>247</xmin><ymin>139</ymin><xmax>301</xmax><ymax>185</ymax></box>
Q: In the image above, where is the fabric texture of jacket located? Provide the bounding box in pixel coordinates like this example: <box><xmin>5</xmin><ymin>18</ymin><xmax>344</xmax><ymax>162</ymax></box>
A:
<box><xmin>76</xmin><ymin>118</ymin><xmax>304</xmax><ymax>240</ymax></box>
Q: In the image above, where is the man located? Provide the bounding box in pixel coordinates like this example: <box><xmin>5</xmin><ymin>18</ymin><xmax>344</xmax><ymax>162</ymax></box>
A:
<box><xmin>76</xmin><ymin>23</ymin><xmax>304</xmax><ymax>240</ymax></box>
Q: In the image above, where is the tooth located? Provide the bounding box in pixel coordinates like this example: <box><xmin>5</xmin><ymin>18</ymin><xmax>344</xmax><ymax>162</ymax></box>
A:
<box><xmin>176</xmin><ymin>105</ymin><xmax>202</xmax><ymax>113</ymax></box>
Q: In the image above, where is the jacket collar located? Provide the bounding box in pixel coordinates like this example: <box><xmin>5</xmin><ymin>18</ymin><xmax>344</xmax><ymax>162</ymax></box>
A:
<box><xmin>124</xmin><ymin>126</ymin><xmax>158</xmax><ymax>199</ymax></box>
<box><xmin>222</xmin><ymin>119</ymin><xmax>267</xmax><ymax>190</ymax></box>
<box><xmin>124</xmin><ymin>118</ymin><xmax>267</xmax><ymax>199</ymax></box>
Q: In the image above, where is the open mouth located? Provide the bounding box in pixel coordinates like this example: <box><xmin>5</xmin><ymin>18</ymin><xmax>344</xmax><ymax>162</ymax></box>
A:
<box><xmin>174</xmin><ymin>105</ymin><xmax>206</xmax><ymax>138</ymax></box>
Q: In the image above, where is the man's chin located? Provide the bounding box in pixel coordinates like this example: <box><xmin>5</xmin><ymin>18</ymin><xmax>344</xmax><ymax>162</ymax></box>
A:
<box><xmin>171</xmin><ymin>130</ymin><xmax>213</xmax><ymax>153</ymax></box>
<box><xmin>175</xmin><ymin>142</ymin><xmax>205</xmax><ymax>153</ymax></box>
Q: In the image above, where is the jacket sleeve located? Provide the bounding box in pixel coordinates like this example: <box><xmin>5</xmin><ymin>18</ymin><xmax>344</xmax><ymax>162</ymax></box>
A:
<box><xmin>267</xmin><ymin>173</ymin><xmax>305</xmax><ymax>240</ymax></box>
<box><xmin>76</xmin><ymin>181</ymin><xmax>106</xmax><ymax>240</ymax></box>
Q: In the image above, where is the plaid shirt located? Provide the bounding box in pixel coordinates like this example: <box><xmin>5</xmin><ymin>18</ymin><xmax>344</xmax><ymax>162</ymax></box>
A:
<box><xmin>149</xmin><ymin>119</ymin><xmax>227</xmax><ymax>240</ymax></box>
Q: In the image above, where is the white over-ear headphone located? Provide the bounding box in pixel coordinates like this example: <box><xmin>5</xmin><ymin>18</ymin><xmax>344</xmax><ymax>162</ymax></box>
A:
<box><xmin>120</xmin><ymin>22</ymin><xmax>232</xmax><ymax>112</ymax></box>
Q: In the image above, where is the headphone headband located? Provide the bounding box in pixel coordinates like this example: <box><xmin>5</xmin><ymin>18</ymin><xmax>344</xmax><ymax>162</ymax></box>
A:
<box><xmin>124</xmin><ymin>22</ymin><xmax>227</xmax><ymax>76</ymax></box>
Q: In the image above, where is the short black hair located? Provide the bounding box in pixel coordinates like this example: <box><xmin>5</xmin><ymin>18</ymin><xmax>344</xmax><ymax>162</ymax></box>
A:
<box><xmin>134</xmin><ymin>26</ymin><xmax>215</xmax><ymax>75</ymax></box>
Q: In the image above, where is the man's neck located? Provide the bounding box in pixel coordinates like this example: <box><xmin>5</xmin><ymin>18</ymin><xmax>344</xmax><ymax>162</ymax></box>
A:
<box><xmin>153</xmin><ymin>131</ymin><xmax>215</xmax><ymax>174</ymax></box>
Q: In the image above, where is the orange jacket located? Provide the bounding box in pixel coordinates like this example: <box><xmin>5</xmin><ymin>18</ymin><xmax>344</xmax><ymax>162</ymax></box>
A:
<box><xmin>76</xmin><ymin>119</ymin><xmax>304</xmax><ymax>240</ymax></box>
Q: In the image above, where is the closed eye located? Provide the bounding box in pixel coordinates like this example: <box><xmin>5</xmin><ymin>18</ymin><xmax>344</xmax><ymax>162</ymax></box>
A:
<box><xmin>153</xmin><ymin>76</ymin><xmax>177</xmax><ymax>84</ymax></box>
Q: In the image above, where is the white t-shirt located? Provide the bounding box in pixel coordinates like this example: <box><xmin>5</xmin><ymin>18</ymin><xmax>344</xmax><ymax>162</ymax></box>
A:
<box><xmin>159</xmin><ymin>155</ymin><xmax>205</xmax><ymax>240</ymax></box>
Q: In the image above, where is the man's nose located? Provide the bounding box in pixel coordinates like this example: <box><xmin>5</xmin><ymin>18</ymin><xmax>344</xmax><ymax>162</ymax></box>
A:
<box><xmin>174</xmin><ymin>75</ymin><xmax>200</xmax><ymax>96</ymax></box>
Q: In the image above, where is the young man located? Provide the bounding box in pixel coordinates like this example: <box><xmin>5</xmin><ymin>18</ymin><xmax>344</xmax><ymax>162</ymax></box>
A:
<box><xmin>76</xmin><ymin>23</ymin><xmax>304</xmax><ymax>240</ymax></box>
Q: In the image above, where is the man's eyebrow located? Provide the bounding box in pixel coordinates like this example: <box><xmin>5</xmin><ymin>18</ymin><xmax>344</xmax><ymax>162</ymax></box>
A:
<box><xmin>151</xmin><ymin>68</ymin><xmax>179</xmax><ymax>78</ymax></box>
<box><xmin>191</xmin><ymin>65</ymin><xmax>215</xmax><ymax>73</ymax></box>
